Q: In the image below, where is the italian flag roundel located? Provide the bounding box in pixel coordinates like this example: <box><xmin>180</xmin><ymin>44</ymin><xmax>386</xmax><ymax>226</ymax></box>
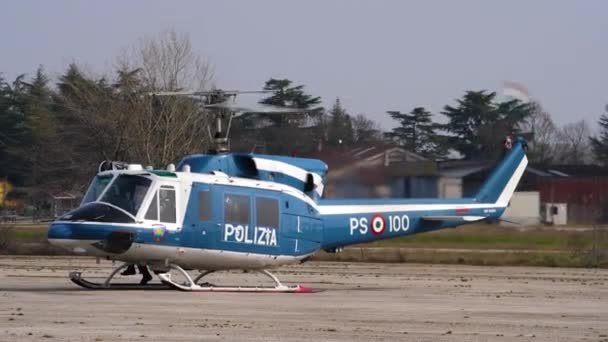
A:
<box><xmin>371</xmin><ymin>214</ymin><xmax>386</xmax><ymax>235</ymax></box>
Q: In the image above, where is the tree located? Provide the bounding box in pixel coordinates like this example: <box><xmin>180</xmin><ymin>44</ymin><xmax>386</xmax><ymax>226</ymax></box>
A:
<box><xmin>125</xmin><ymin>29</ymin><xmax>214</xmax><ymax>165</ymax></box>
<box><xmin>55</xmin><ymin>63</ymin><xmax>124</xmax><ymax>179</ymax></box>
<box><xmin>519</xmin><ymin>102</ymin><xmax>558</xmax><ymax>165</ymax></box>
<box><xmin>0</xmin><ymin>67</ymin><xmax>76</xmax><ymax>197</ymax></box>
<box><xmin>386</xmin><ymin>107</ymin><xmax>447</xmax><ymax>159</ymax></box>
<box><xmin>351</xmin><ymin>114</ymin><xmax>383</xmax><ymax>144</ymax></box>
<box><xmin>0</xmin><ymin>74</ymin><xmax>29</xmax><ymax>184</ymax></box>
<box><xmin>590</xmin><ymin>106</ymin><xmax>608</xmax><ymax>164</ymax></box>
<box><xmin>134</xmin><ymin>29</ymin><xmax>213</xmax><ymax>92</ymax></box>
<box><xmin>557</xmin><ymin>120</ymin><xmax>592</xmax><ymax>165</ymax></box>
<box><xmin>230</xmin><ymin>78</ymin><xmax>323</xmax><ymax>155</ymax></box>
<box><xmin>258</xmin><ymin>78</ymin><xmax>322</xmax><ymax>127</ymax></box>
<box><xmin>55</xmin><ymin>30</ymin><xmax>214</xmax><ymax>177</ymax></box>
<box><xmin>259</xmin><ymin>78</ymin><xmax>321</xmax><ymax>109</ymax></box>
<box><xmin>326</xmin><ymin>98</ymin><xmax>354</xmax><ymax>146</ymax></box>
<box><xmin>20</xmin><ymin>66</ymin><xmax>66</xmax><ymax>190</ymax></box>
<box><xmin>0</xmin><ymin>30</ymin><xmax>217</xmax><ymax>212</ymax></box>
<box><xmin>441</xmin><ymin>90</ymin><xmax>534</xmax><ymax>159</ymax></box>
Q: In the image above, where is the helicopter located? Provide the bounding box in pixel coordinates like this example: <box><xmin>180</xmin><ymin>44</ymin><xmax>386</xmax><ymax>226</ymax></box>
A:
<box><xmin>47</xmin><ymin>90</ymin><xmax>529</xmax><ymax>292</ymax></box>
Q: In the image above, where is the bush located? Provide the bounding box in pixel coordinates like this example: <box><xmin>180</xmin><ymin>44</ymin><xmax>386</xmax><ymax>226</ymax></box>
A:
<box><xmin>0</xmin><ymin>225</ymin><xmax>14</xmax><ymax>253</ymax></box>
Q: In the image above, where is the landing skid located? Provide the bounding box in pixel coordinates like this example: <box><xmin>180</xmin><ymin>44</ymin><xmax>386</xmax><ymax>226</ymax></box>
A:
<box><xmin>69</xmin><ymin>263</ymin><xmax>315</xmax><ymax>293</ymax></box>
<box><xmin>69</xmin><ymin>263</ymin><xmax>169</xmax><ymax>290</ymax></box>
<box><xmin>157</xmin><ymin>264</ymin><xmax>314</xmax><ymax>293</ymax></box>
<box><xmin>70</xmin><ymin>272</ymin><xmax>169</xmax><ymax>290</ymax></box>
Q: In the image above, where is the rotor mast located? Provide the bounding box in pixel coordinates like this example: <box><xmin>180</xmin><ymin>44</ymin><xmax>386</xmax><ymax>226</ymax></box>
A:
<box><xmin>150</xmin><ymin>90</ymin><xmax>274</xmax><ymax>154</ymax></box>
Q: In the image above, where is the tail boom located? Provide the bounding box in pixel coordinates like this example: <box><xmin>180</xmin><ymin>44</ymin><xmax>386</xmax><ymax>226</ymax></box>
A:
<box><xmin>318</xmin><ymin>138</ymin><xmax>528</xmax><ymax>249</ymax></box>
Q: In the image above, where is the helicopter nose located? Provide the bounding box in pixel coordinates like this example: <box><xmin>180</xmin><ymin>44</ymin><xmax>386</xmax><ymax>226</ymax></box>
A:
<box><xmin>47</xmin><ymin>222</ymin><xmax>73</xmax><ymax>240</ymax></box>
<box><xmin>47</xmin><ymin>222</ymin><xmax>108</xmax><ymax>254</ymax></box>
<box><xmin>47</xmin><ymin>222</ymin><xmax>85</xmax><ymax>253</ymax></box>
<box><xmin>48</xmin><ymin>222</ymin><xmax>135</xmax><ymax>255</ymax></box>
<box><xmin>48</xmin><ymin>222</ymin><xmax>111</xmax><ymax>240</ymax></box>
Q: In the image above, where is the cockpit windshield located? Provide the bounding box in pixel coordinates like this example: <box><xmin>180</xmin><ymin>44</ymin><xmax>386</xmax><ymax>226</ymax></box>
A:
<box><xmin>82</xmin><ymin>174</ymin><xmax>114</xmax><ymax>204</ymax></box>
<box><xmin>100</xmin><ymin>175</ymin><xmax>152</xmax><ymax>216</ymax></box>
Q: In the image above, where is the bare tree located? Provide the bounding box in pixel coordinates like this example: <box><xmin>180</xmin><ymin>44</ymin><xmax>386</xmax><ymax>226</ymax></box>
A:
<box><xmin>57</xmin><ymin>29</ymin><xmax>216</xmax><ymax>184</ymax></box>
<box><xmin>117</xmin><ymin>29</ymin><xmax>215</xmax><ymax>167</ymax></box>
<box><xmin>520</xmin><ymin>102</ymin><xmax>559</xmax><ymax>164</ymax></box>
<box><xmin>352</xmin><ymin>114</ymin><xmax>383</xmax><ymax>144</ymax></box>
<box><xmin>556</xmin><ymin>119</ymin><xmax>592</xmax><ymax>165</ymax></box>
<box><xmin>135</xmin><ymin>30</ymin><xmax>213</xmax><ymax>92</ymax></box>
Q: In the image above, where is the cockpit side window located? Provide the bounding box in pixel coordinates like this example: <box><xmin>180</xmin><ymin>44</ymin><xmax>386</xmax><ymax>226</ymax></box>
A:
<box><xmin>159</xmin><ymin>186</ymin><xmax>176</xmax><ymax>224</ymax></box>
<box><xmin>100</xmin><ymin>175</ymin><xmax>151</xmax><ymax>216</ymax></box>
<box><xmin>82</xmin><ymin>175</ymin><xmax>114</xmax><ymax>204</ymax></box>
<box><xmin>144</xmin><ymin>191</ymin><xmax>158</xmax><ymax>221</ymax></box>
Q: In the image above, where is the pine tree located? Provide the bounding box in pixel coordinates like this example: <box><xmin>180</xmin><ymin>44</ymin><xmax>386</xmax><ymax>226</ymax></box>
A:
<box><xmin>590</xmin><ymin>108</ymin><xmax>608</xmax><ymax>164</ymax></box>
<box><xmin>260</xmin><ymin>78</ymin><xmax>321</xmax><ymax>109</ymax></box>
<box><xmin>0</xmin><ymin>74</ymin><xmax>35</xmax><ymax>186</ymax></box>
<box><xmin>0</xmin><ymin>74</ymin><xmax>28</xmax><ymax>183</ymax></box>
<box><xmin>442</xmin><ymin>90</ymin><xmax>533</xmax><ymax>159</ymax></box>
<box><xmin>231</xmin><ymin>78</ymin><xmax>323</xmax><ymax>155</ymax></box>
<box><xmin>258</xmin><ymin>78</ymin><xmax>321</xmax><ymax>127</ymax></box>
<box><xmin>55</xmin><ymin>64</ymin><xmax>121</xmax><ymax>187</ymax></box>
<box><xmin>0</xmin><ymin>75</ymin><xmax>13</xmax><ymax>169</ymax></box>
<box><xmin>386</xmin><ymin>107</ymin><xmax>447</xmax><ymax>159</ymax></box>
<box><xmin>21</xmin><ymin>66</ymin><xmax>65</xmax><ymax>190</ymax></box>
<box><xmin>327</xmin><ymin>98</ymin><xmax>354</xmax><ymax>146</ymax></box>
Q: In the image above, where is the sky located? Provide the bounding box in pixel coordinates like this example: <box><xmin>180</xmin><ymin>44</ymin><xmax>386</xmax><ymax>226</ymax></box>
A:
<box><xmin>1</xmin><ymin>0</ymin><xmax>607</xmax><ymax>130</ymax></box>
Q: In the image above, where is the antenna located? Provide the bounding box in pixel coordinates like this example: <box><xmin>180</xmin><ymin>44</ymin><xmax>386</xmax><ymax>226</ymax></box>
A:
<box><xmin>149</xmin><ymin>89</ymin><xmax>310</xmax><ymax>153</ymax></box>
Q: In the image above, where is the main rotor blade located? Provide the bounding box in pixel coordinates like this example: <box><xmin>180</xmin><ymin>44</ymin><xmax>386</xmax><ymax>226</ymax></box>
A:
<box><xmin>205</xmin><ymin>102</ymin><xmax>311</xmax><ymax>115</ymax></box>
<box><xmin>149</xmin><ymin>90</ymin><xmax>273</xmax><ymax>97</ymax></box>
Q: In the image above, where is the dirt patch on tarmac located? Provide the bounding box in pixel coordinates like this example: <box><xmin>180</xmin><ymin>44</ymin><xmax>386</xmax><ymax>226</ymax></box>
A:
<box><xmin>1</xmin><ymin>256</ymin><xmax>607</xmax><ymax>341</ymax></box>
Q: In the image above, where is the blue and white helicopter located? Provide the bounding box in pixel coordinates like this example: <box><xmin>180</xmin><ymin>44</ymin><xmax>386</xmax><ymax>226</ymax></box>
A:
<box><xmin>47</xmin><ymin>90</ymin><xmax>528</xmax><ymax>293</ymax></box>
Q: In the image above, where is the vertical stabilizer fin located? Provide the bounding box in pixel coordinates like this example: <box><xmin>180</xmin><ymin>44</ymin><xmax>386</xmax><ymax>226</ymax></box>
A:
<box><xmin>475</xmin><ymin>137</ymin><xmax>528</xmax><ymax>206</ymax></box>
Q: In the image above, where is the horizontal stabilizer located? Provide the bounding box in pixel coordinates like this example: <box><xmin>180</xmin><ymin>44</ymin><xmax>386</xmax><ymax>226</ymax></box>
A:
<box><xmin>422</xmin><ymin>215</ymin><xmax>487</xmax><ymax>222</ymax></box>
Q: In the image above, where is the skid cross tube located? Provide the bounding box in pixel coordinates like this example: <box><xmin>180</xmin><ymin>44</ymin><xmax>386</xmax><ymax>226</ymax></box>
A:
<box><xmin>104</xmin><ymin>263</ymin><xmax>132</xmax><ymax>287</ymax></box>
<box><xmin>158</xmin><ymin>265</ymin><xmax>310</xmax><ymax>293</ymax></box>
<box><xmin>193</xmin><ymin>270</ymin><xmax>217</xmax><ymax>284</ymax></box>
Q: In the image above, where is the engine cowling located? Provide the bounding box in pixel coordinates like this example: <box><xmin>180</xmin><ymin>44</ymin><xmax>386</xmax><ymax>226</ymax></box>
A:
<box><xmin>176</xmin><ymin>153</ymin><xmax>327</xmax><ymax>199</ymax></box>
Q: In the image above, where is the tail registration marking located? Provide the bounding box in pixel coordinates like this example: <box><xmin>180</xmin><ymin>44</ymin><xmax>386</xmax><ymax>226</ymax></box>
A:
<box><xmin>349</xmin><ymin>214</ymin><xmax>410</xmax><ymax>235</ymax></box>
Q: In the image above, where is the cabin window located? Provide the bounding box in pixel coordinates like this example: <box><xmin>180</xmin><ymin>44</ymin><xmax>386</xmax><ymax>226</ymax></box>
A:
<box><xmin>144</xmin><ymin>192</ymin><xmax>158</xmax><ymax>220</ymax></box>
<box><xmin>159</xmin><ymin>186</ymin><xmax>176</xmax><ymax>223</ymax></box>
<box><xmin>224</xmin><ymin>194</ymin><xmax>250</xmax><ymax>224</ymax></box>
<box><xmin>198</xmin><ymin>191</ymin><xmax>212</xmax><ymax>221</ymax></box>
<box><xmin>256</xmin><ymin>197</ymin><xmax>279</xmax><ymax>228</ymax></box>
